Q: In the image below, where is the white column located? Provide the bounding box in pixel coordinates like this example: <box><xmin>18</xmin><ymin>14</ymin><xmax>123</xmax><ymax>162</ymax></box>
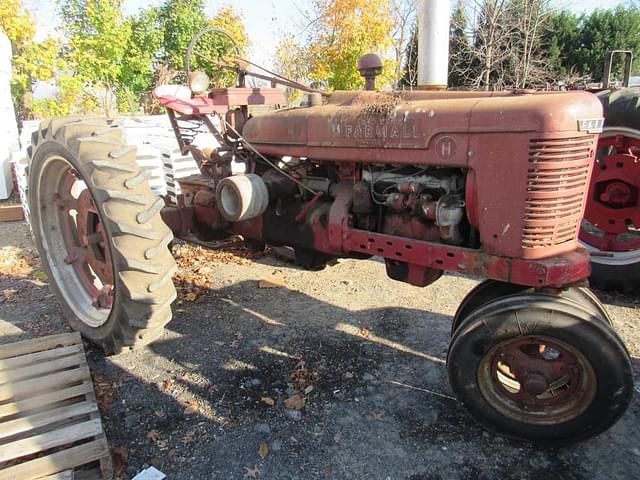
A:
<box><xmin>0</xmin><ymin>31</ymin><xmax>20</xmax><ymax>199</ymax></box>
<box><xmin>417</xmin><ymin>0</ymin><xmax>450</xmax><ymax>90</ymax></box>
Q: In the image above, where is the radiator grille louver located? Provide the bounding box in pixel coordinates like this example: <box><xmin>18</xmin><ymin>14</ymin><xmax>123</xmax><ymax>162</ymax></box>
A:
<box><xmin>522</xmin><ymin>137</ymin><xmax>594</xmax><ymax>250</ymax></box>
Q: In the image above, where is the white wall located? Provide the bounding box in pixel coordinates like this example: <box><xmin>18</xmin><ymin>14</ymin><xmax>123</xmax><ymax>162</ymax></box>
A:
<box><xmin>0</xmin><ymin>31</ymin><xmax>20</xmax><ymax>199</ymax></box>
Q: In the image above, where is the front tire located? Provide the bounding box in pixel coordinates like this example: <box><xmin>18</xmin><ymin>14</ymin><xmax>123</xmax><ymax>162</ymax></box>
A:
<box><xmin>447</xmin><ymin>294</ymin><xmax>632</xmax><ymax>445</ymax></box>
<box><xmin>28</xmin><ymin>117</ymin><xmax>177</xmax><ymax>354</ymax></box>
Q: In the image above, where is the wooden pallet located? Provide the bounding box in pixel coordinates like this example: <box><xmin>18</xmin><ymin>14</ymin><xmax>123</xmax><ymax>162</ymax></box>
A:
<box><xmin>0</xmin><ymin>205</ymin><xmax>24</xmax><ymax>222</ymax></box>
<box><xmin>0</xmin><ymin>333</ymin><xmax>112</xmax><ymax>480</ymax></box>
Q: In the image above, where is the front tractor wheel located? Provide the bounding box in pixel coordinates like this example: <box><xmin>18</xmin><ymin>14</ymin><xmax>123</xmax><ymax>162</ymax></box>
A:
<box><xmin>447</xmin><ymin>294</ymin><xmax>632</xmax><ymax>445</ymax></box>
<box><xmin>28</xmin><ymin>117</ymin><xmax>177</xmax><ymax>354</ymax></box>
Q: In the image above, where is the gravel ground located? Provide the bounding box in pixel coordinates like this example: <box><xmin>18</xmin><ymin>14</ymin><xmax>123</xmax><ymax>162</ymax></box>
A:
<box><xmin>1</xmin><ymin>220</ymin><xmax>639</xmax><ymax>480</ymax></box>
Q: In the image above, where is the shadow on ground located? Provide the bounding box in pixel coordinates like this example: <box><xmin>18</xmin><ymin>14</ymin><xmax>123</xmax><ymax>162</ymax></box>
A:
<box><xmin>1</xmin><ymin>226</ymin><xmax>639</xmax><ymax>479</ymax></box>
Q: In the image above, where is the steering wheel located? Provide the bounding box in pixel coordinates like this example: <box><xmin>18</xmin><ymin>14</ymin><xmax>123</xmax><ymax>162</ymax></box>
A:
<box><xmin>185</xmin><ymin>27</ymin><xmax>242</xmax><ymax>80</ymax></box>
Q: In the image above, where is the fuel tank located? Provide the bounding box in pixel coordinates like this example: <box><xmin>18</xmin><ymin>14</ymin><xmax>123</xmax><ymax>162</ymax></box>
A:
<box><xmin>244</xmin><ymin>90</ymin><xmax>604</xmax><ymax>261</ymax></box>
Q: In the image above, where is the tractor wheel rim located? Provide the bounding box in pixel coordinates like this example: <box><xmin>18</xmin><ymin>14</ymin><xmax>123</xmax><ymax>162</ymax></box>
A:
<box><xmin>580</xmin><ymin>127</ymin><xmax>640</xmax><ymax>253</ymax></box>
<box><xmin>37</xmin><ymin>155</ymin><xmax>113</xmax><ymax>327</ymax></box>
<box><xmin>478</xmin><ymin>335</ymin><xmax>596</xmax><ymax>425</ymax></box>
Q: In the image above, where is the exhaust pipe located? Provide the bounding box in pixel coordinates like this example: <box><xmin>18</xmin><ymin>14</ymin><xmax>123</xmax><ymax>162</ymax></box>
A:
<box><xmin>417</xmin><ymin>0</ymin><xmax>450</xmax><ymax>90</ymax></box>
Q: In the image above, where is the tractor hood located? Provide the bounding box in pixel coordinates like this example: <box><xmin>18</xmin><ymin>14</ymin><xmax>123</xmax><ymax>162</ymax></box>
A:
<box><xmin>242</xmin><ymin>90</ymin><xmax>603</xmax><ymax>165</ymax></box>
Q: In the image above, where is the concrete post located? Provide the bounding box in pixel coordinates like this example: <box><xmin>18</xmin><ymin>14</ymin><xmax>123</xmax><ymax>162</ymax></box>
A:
<box><xmin>417</xmin><ymin>0</ymin><xmax>450</xmax><ymax>90</ymax></box>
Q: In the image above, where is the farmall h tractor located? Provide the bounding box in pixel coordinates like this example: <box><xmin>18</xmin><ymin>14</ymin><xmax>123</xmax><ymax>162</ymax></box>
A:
<box><xmin>580</xmin><ymin>50</ymin><xmax>640</xmax><ymax>291</ymax></box>
<box><xmin>27</xmin><ymin>24</ymin><xmax>634</xmax><ymax>445</ymax></box>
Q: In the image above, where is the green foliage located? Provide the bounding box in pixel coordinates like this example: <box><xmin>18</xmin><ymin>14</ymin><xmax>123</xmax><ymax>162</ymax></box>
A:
<box><xmin>33</xmin><ymin>75</ymin><xmax>97</xmax><ymax>117</ymax></box>
<box><xmin>159</xmin><ymin>0</ymin><xmax>208</xmax><ymax>71</ymax></box>
<box><xmin>448</xmin><ymin>5</ymin><xmax>472</xmax><ymax>87</ymax></box>
<box><xmin>61</xmin><ymin>0</ymin><xmax>131</xmax><ymax>90</ymax></box>
<box><xmin>120</xmin><ymin>8</ymin><xmax>163</xmax><ymax>99</ymax></box>
<box><xmin>577</xmin><ymin>6</ymin><xmax>640</xmax><ymax>81</ymax></box>
<box><xmin>542</xmin><ymin>10</ymin><xmax>581</xmax><ymax>78</ymax></box>
<box><xmin>542</xmin><ymin>5</ymin><xmax>640</xmax><ymax>82</ymax></box>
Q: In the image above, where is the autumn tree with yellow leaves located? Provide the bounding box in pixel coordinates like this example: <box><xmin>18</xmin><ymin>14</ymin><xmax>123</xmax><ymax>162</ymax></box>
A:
<box><xmin>276</xmin><ymin>0</ymin><xmax>397</xmax><ymax>98</ymax></box>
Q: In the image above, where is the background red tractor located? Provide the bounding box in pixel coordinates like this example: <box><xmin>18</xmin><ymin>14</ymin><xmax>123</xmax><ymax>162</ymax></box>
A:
<box><xmin>580</xmin><ymin>50</ymin><xmax>640</xmax><ymax>291</ymax></box>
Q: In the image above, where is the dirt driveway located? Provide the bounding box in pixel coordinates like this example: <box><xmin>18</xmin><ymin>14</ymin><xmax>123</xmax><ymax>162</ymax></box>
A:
<box><xmin>1</xmin><ymin>221</ymin><xmax>639</xmax><ymax>480</ymax></box>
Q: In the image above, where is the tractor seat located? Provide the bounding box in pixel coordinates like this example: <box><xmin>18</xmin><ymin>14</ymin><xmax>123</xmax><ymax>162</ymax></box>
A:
<box><xmin>153</xmin><ymin>85</ymin><xmax>227</xmax><ymax>115</ymax></box>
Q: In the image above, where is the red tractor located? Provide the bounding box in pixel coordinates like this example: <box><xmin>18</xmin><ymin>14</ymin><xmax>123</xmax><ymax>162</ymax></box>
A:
<box><xmin>27</xmin><ymin>37</ymin><xmax>633</xmax><ymax>445</ymax></box>
<box><xmin>580</xmin><ymin>50</ymin><xmax>640</xmax><ymax>291</ymax></box>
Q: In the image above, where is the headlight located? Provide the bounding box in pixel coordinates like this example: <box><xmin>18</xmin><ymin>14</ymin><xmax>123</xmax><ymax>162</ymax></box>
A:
<box><xmin>188</xmin><ymin>71</ymin><xmax>210</xmax><ymax>95</ymax></box>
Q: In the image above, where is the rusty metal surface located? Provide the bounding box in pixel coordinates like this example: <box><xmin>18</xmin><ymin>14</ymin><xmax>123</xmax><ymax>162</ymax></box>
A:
<box><xmin>342</xmin><ymin>228</ymin><xmax>591</xmax><ymax>288</ymax></box>
<box><xmin>242</xmin><ymin>90</ymin><xmax>601</xmax><ymax>261</ymax></box>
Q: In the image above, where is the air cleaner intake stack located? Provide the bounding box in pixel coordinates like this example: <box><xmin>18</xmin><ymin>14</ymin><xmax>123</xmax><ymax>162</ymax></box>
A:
<box><xmin>418</xmin><ymin>0</ymin><xmax>450</xmax><ymax>90</ymax></box>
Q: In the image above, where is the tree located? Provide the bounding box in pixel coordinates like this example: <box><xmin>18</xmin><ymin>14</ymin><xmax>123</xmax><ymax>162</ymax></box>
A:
<box><xmin>508</xmin><ymin>0</ymin><xmax>552</xmax><ymax>88</ymax></box>
<box><xmin>119</xmin><ymin>7</ymin><xmax>163</xmax><ymax>111</ymax></box>
<box><xmin>159</xmin><ymin>0</ymin><xmax>208</xmax><ymax>71</ymax></box>
<box><xmin>0</xmin><ymin>0</ymin><xmax>60</xmax><ymax>119</ymax></box>
<box><xmin>400</xmin><ymin>1</ymin><xmax>475</xmax><ymax>89</ymax></box>
<box><xmin>391</xmin><ymin>0</ymin><xmax>417</xmax><ymax>87</ymax></box>
<box><xmin>576</xmin><ymin>6</ymin><xmax>640</xmax><ymax>82</ymax></box>
<box><xmin>60</xmin><ymin>0</ymin><xmax>131</xmax><ymax>115</ymax></box>
<box><xmin>540</xmin><ymin>6</ymin><xmax>640</xmax><ymax>83</ymax></box>
<box><xmin>400</xmin><ymin>24</ymin><xmax>417</xmax><ymax>87</ymax></box>
<box><xmin>159</xmin><ymin>0</ymin><xmax>249</xmax><ymax>87</ymax></box>
<box><xmin>447</xmin><ymin>0</ymin><xmax>554</xmax><ymax>90</ymax></box>
<box><xmin>277</xmin><ymin>0</ymin><xmax>396</xmax><ymax>92</ymax></box>
<box><xmin>448</xmin><ymin>3</ymin><xmax>474</xmax><ymax>87</ymax></box>
<box><xmin>275</xmin><ymin>34</ymin><xmax>309</xmax><ymax>104</ymax></box>
<box><xmin>541</xmin><ymin>10</ymin><xmax>581</xmax><ymax>80</ymax></box>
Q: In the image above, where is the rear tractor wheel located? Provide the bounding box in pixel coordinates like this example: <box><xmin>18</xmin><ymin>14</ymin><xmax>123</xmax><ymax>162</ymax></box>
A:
<box><xmin>581</xmin><ymin>88</ymin><xmax>640</xmax><ymax>291</ymax></box>
<box><xmin>447</xmin><ymin>293</ymin><xmax>633</xmax><ymax>444</ymax></box>
<box><xmin>28</xmin><ymin>117</ymin><xmax>177</xmax><ymax>354</ymax></box>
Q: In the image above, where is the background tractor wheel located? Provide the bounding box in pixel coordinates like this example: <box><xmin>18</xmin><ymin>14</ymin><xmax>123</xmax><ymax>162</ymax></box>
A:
<box><xmin>28</xmin><ymin>117</ymin><xmax>177</xmax><ymax>354</ymax></box>
<box><xmin>447</xmin><ymin>294</ymin><xmax>633</xmax><ymax>445</ymax></box>
<box><xmin>582</xmin><ymin>90</ymin><xmax>640</xmax><ymax>292</ymax></box>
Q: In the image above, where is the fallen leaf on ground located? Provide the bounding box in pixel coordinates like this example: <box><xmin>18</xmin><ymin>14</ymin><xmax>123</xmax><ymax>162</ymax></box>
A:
<box><xmin>146</xmin><ymin>430</ymin><xmax>159</xmax><ymax>442</ymax></box>
<box><xmin>92</xmin><ymin>372</ymin><xmax>118</xmax><ymax>412</ymax></box>
<box><xmin>111</xmin><ymin>446</ymin><xmax>128</xmax><ymax>477</ymax></box>
<box><xmin>160</xmin><ymin>378</ymin><xmax>174</xmax><ymax>392</ymax></box>
<box><xmin>182</xmin><ymin>430</ymin><xmax>195</xmax><ymax>445</ymax></box>
<box><xmin>244</xmin><ymin>466</ymin><xmax>261</xmax><ymax>478</ymax></box>
<box><xmin>371</xmin><ymin>411</ymin><xmax>385</xmax><ymax>421</ymax></box>
<box><xmin>258</xmin><ymin>274</ymin><xmax>286</xmax><ymax>288</ymax></box>
<box><xmin>304</xmin><ymin>385</ymin><xmax>314</xmax><ymax>394</ymax></box>
<box><xmin>284</xmin><ymin>393</ymin><xmax>305</xmax><ymax>410</ymax></box>
<box><xmin>185</xmin><ymin>292</ymin><xmax>198</xmax><ymax>302</ymax></box>
<box><xmin>258</xmin><ymin>441</ymin><xmax>269</xmax><ymax>459</ymax></box>
<box><xmin>261</xmin><ymin>396</ymin><xmax>275</xmax><ymax>406</ymax></box>
<box><xmin>154</xmin><ymin>409</ymin><xmax>165</xmax><ymax>418</ymax></box>
<box><xmin>183</xmin><ymin>401</ymin><xmax>199</xmax><ymax>415</ymax></box>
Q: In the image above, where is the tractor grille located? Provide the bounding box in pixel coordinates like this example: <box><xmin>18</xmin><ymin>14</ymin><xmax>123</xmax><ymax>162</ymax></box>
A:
<box><xmin>522</xmin><ymin>136</ymin><xmax>594</xmax><ymax>251</ymax></box>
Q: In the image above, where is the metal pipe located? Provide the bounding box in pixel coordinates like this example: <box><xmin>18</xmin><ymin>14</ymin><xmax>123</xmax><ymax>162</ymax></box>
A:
<box><xmin>417</xmin><ymin>0</ymin><xmax>450</xmax><ymax>90</ymax></box>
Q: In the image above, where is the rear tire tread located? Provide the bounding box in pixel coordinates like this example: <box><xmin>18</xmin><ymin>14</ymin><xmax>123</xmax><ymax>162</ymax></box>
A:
<box><xmin>29</xmin><ymin>115</ymin><xmax>177</xmax><ymax>355</ymax></box>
